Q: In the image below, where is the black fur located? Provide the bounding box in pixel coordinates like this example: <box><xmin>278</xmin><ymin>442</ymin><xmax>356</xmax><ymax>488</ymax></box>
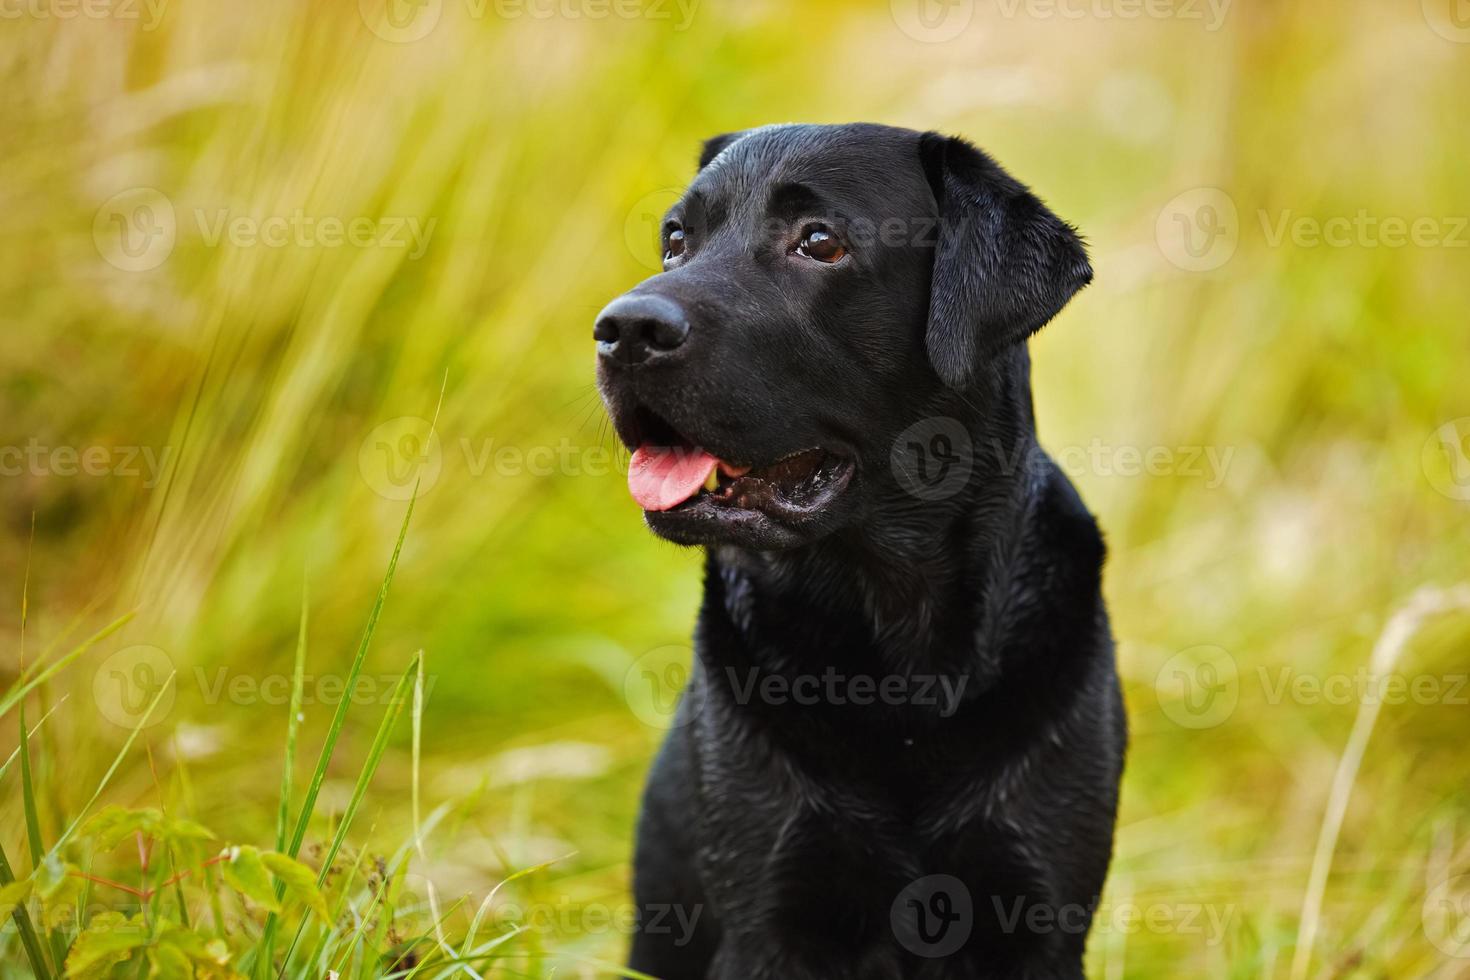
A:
<box><xmin>594</xmin><ymin>123</ymin><xmax>1125</xmax><ymax>979</ymax></box>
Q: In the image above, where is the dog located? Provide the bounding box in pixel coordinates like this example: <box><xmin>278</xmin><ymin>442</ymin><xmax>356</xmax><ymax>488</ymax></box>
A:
<box><xmin>594</xmin><ymin>123</ymin><xmax>1126</xmax><ymax>979</ymax></box>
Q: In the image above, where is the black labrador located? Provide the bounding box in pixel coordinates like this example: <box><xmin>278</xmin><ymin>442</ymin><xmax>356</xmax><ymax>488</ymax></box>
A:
<box><xmin>594</xmin><ymin>123</ymin><xmax>1126</xmax><ymax>979</ymax></box>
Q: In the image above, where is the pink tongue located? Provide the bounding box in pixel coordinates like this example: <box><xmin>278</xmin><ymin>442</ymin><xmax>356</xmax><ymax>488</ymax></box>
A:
<box><xmin>628</xmin><ymin>445</ymin><xmax>719</xmax><ymax>511</ymax></box>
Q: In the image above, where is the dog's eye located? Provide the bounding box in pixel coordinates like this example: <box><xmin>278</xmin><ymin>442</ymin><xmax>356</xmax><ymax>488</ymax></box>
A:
<box><xmin>664</xmin><ymin>227</ymin><xmax>686</xmax><ymax>262</ymax></box>
<box><xmin>797</xmin><ymin>228</ymin><xmax>846</xmax><ymax>264</ymax></box>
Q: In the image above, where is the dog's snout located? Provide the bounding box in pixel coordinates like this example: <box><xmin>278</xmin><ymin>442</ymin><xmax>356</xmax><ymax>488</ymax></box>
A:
<box><xmin>594</xmin><ymin>293</ymin><xmax>690</xmax><ymax>365</ymax></box>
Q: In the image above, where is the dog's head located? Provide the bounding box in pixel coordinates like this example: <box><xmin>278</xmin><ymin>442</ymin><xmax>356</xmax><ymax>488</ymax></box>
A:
<box><xmin>595</xmin><ymin>123</ymin><xmax>1091</xmax><ymax>550</ymax></box>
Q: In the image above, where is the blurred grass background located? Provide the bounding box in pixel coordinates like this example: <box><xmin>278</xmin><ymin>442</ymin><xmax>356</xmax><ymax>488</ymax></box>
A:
<box><xmin>2</xmin><ymin>0</ymin><xmax>1469</xmax><ymax>975</ymax></box>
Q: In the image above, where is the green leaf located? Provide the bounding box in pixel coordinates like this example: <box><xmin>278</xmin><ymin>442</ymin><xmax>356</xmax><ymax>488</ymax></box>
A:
<box><xmin>0</xmin><ymin>878</ymin><xmax>32</xmax><ymax>917</ymax></box>
<box><xmin>153</xmin><ymin>921</ymin><xmax>238</xmax><ymax>977</ymax></box>
<box><xmin>163</xmin><ymin>818</ymin><xmax>217</xmax><ymax>843</ymax></box>
<box><xmin>80</xmin><ymin>805</ymin><xmax>163</xmax><ymax>851</ymax></box>
<box><xmin>33</xmin><ymin>852</ymin><xmax>82</xmax><ymax>910</ymax></box>
<box><xmin>220</xmin><ymin>846</ymin><xmax>281</xmax><ymax>913</ymax></box>
<box><xmin>146</xmin><ymin>941</ymin><xmax>193</xmax><ymax>980</ymax></box>
<box><xmin>64</xmin><ymin>910</ymin><xmax>148</xmax><ymax>979</ymax></box>
<box><xmin>261</xmin><ymin>851</ymin><xmax>329</xmax><ymax>922</ymax></box>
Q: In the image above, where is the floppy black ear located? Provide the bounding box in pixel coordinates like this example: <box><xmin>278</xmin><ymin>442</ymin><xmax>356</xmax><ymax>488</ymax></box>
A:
<box><xmin>697</xmin><ymin>131</ymin><xmax>747</xmax><ymax>170</ymax></box>
<box><xmin>918</xmin><ymin>132</ymin><xmax>1093</xmax><ymax>389</ymax></box>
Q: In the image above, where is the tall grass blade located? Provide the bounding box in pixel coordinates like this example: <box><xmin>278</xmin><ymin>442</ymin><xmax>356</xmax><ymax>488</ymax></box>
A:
<box><xmin>256</xmin><ymin>577</ymin><xmax>312</xmax><ymax>973</ymax></box>
<box><xmin>18</xmin><ymin>514</ymin><xmax>45</xmax><ymax>869</ymax></box>
<box><xmin>17</xmin><ymin>710</ymin><xmax>43</xmax><ymax>866</ymax></box>
<box><xmin>278</xmin><ymin>652</ymin><xmax>421</xmax><ymax>977</ymax></box>
<box><xmin>0</xmin><ymin>612</ymin><xmax>136</xmax><ymax>722</ymax></box>
<box><xmin>255</xmin><ymin>489</ymin><xmax>418</xmax><ymax>977</ymax></box>
<box><xmin>18</xmin><ymin>707</ymin><xmax>58</xmax><ymax>967</ymax></box>
<box><xmin>48</xmin><ymin>671</ymin><xmax>177</xmax><ymax>856</ymax></box>
<box><xmin>1288</xmin><ymin>584</ymin><xmax>1470</xmax><ymax>980</ymax></box>
<box><xmin>277</xmin><ymin>576</ymin><xmax>310</xmax><ymax>853</ymax></box>
<box><xmin>0</xmin><ymin>697</ymin><xmax>66</xmax><ymax>783</ymax></box>
<box><xmin>0</xmin><ymin>843</ymin><xmax>52</xmax><ymax>980</ymax></box>
<box><xmin>284</xmin><ymin>489</ymin><xmax>417</xmax><ymax>861</ymax></box>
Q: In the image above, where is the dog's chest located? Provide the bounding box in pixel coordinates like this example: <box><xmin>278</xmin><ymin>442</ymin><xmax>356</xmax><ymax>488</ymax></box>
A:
<box><xmin>692</xmin><ymin>708</ymin><xmax>1035</xmax><ymax>929</ymax></box>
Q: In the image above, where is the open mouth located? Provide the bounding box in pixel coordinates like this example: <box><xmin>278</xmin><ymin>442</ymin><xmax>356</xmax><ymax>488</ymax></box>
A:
<box><xmin>625</xmin><ymin>407</ymin><xmax>854</xmax><ymax>523</ymax></box>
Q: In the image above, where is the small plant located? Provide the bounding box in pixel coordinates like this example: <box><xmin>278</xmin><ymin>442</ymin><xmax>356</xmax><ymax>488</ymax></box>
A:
<box><xmin>1</xmin><ymin>492</ymin><xmax>550</xmax><ymax>978</ymax></box>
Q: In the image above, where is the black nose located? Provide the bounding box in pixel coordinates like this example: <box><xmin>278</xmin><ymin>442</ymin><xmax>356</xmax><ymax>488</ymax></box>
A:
<box><xmin>594</xmin><ymin>293</ymin><xmax>691</xmax><ymax>365</ymax></box>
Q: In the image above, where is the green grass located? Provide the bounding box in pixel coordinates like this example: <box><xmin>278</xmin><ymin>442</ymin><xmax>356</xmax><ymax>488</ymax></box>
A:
<box><xmin>3</xmin><ymin>0</ymin><xmax>1470</xmax><ymax>976</ymax></box>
